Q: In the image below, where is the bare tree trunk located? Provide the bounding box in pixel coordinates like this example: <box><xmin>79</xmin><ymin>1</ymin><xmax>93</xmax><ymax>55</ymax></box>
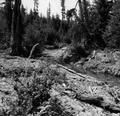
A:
<box><xmin>5</xmin><ymin>0</ymin><xmax>12</xmax><ymax>34</ymax></box>
<box><xmin>10</xmin><ymin>0</ymin><xmax>24</xmax><ymax>56</ymax></box>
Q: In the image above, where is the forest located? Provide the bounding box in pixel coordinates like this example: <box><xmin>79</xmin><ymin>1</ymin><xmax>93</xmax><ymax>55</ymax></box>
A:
<box><xmin>0</xmin><ymin>0</ymin><xmax>120</xmax><ymax>116</ymax></box>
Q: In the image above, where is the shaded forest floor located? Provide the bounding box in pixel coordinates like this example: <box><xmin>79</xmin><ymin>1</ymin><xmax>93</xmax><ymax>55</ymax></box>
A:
<box><xmin>0</xmin><ymin>48</ymin><xmax>120</xmax><ymax>115</ymax></box>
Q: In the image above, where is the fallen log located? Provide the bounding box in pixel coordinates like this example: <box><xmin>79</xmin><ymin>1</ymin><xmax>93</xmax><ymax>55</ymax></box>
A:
<box><xmin>43</xmin><ymin>52</ymin><xmax>120</xmax><ymax>113</ymax></box>
<box><xmin>75</xmin><ymin>94</ymin><xmax>103</xmax><ymax>105</ymax></box>
<box><xmin>57</xmin><ymin>64</ymin><xmax>97</xmax><ymax>81</ymax></box>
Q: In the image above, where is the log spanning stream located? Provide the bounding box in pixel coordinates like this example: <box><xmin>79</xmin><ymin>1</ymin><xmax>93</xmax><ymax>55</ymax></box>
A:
<box><xmin>87</xmin><ymin>71</ymin><xmax>120</xmax><ymax>87</ymax></box>
<box><xmin>65</xmin><ymin>63</ymin><xmax>120</xmax><ymax>88</ymax></box>
<box><xmin>41</xmin><ymin>49</ymin><xmax>120</xmax><ymax>114</ymax></box>
<box><xmin>69</xmin><ymin>64</ymin><xmax>120</xmax><ymax>88</ymax></box>
<box><xmin>1</xmin><ymin>49</ymin><xmax>120</xmax><ymax>115</ymax></box>
<box><xmin>43</xmin><ymin>48</ymin><xmax>120</xmax><ymax>88</ymax></box>
<box><xmin>45</xmin><ymin>58</ymin><xmax>120</xmax><ymax>113</ymax></box>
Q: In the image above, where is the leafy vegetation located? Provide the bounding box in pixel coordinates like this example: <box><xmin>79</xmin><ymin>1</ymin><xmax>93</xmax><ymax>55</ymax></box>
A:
<box><xmin>0</xmin><ymin>0</ymin><xmax>115</xmax><ymax>55</ymax></box>
<box><xmin>103</xmin><ymin>1</ymin><xmax>120</xmax><ymax>48</ymax></box>
<box><xmin>1</xmin><ymin>0</ymin><xmax>120</xmax><ymax>115</ymax></box>
<box><xmin>0</xmin><ymin>57</ymin><xmax>68</xmax><ymax>115</ymax></box>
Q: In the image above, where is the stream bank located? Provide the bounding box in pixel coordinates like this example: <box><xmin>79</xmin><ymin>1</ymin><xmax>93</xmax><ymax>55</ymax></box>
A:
<box><xmin>0</xmin><ymin>48</ymin><xmax>119</xmax><ymax>115</ymax></box>
<box><xmin>44</xmin><ymin>47</ymin><xmax>120</xmax><ymax>88</ymax></box>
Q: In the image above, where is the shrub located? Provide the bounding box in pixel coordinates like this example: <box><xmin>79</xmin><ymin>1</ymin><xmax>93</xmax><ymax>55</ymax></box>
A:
<box><xmin>62</xmin><ymin>45</ymin><xmax>88</xmax><ymax>63</ymax></box>
<box><xmin>36</xmin><ymin>97</ymin><xmax>74</xmax><ymax>116</ymax></box>
<box><xmin>23</xmin><ymin>21</ymin><xmax>45</xmax><ymax>57</ymax></box>
<box><xmin>64</xmin><ymin>23</ymin><xmax>90</xmax><ymax>48</ymax></box>
<box><xmin>44</xmin><ymin>27</ymin><xmax>60</xmax><ymax>46</ymax></box>
<box><xmin>4</xmin><ymin>62</ymin><xmax>67</xmax><ymax>115</ymax></box>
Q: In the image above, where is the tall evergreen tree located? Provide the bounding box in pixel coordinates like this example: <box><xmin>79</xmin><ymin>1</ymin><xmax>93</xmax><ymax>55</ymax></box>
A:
<box><xmin>103</xmin><ymin>0</ymin><xmax>120</xmax><ymax>48</ymax></box>
<box><xmin>61</xmin><ymin>0</ymin><xmax>65</xmax><ymax>20</ymax></box>
<box><xmin>47</xmin><ymin>2</ymin><xmax>51</xmax><ymax>20</ymax></box>
<box><xmin>93</xmin><ymin>0</ymin><xmax>112</xmax><ymax>48</ymax></box>
<box><xmin>78</xmin><ymin>0</ymin><xmax>84</xmax><ymax>21</ymax></box>
<box><xmin>33</xmin><ymin>0</ymin><xmax>39</xmax><ymax>14</ymax></box>
<box><xmin>77</xmin><ymin>0</ymin><xmax>91</xmax><ymax>49</ymax></box>
<box><xmin>83</xmin><ymin>0</ymin><xmax>89</xmax><ymax>25</ymax></box>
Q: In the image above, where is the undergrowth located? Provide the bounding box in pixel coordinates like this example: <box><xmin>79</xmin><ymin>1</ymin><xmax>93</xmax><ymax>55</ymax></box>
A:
<box><xmin>0</xmin><ymin>61</ymin><xmax>68</xmax><ymax>116</ymax></box>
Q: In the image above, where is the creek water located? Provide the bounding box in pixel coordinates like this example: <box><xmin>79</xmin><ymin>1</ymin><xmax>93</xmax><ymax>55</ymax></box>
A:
<box><xmin>66</xmin><ymin>64</ymin><xmax>120</xmax><ymax>88</ymax></box>
<box><xmin>86</xmin><ymin>71</ymin><xmax>120</xmax><ymax>87</ymax></box>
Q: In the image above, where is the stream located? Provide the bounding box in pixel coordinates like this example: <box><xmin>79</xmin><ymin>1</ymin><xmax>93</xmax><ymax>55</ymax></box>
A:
<box><xmin>43</xmin><ymin>48</ymin><xmax>120</xmax><ymax>88</ymax></box>
<box><xmin>66</xmin><ymin>63</ymin><xmax>120</xmax><ymax>88</ymax></box>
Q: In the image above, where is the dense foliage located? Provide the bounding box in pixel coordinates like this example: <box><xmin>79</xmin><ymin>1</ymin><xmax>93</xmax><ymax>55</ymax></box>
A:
<box><xmin>0</xmin><ymin>7</ymin><xmax>9</xmax><ymax>49</ymax></box>
<box><xmin>1</xmin><ymin>0</ymin><xmax>120</xmax><ymax>115</ymax></box>
<box><xmin>0</xmin><ymin>0</ymin><xmax>118</xmax><ymax>55</ymax></box>
<box><xmin>103</xmin><ymin>1</ymin><xmax>120</xmax><ymax>48</ymax></box>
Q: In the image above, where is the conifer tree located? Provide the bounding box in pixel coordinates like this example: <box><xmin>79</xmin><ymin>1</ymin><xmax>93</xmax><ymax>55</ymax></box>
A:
<box><xmin>83</xmin><ymin>0</ymin><xmax>89</xmax><ymax>25</ymax></box>
<box><xmin>77</xmin><ymin>0</ymin><xmax>91</xmax><ymax>49</ymax></box>
<box><xmin>33</xmin><ymin>0</ymin><xmax>39</xmax><ymax>14</ymax></box>
<box><xmin>47</xmin><ymin>2</ymin><xmax>51</xmax><ymax>20</ymax></box>
<box><xmin>78</xmin><ymin>0</ymin><xmax>84</xmax><ymax>21</ymax></box>
<box><xmin>61</xmin><ymin>0</ymin><xmax>65</xmax><ymax>20</ymax></box>
<box><xmin>103</xmin><ymin>0</ymin><xmax>120</xmax><ymax>48</ymax></box>
<box><xmin>94</xmin><ymin>0</ymin><xmax>112</xmax><ymax>48</ymax></box>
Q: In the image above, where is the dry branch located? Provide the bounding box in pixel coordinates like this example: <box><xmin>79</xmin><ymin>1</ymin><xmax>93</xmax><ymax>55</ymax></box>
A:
<box><xmin>28</xmin><ymin>43</ymin><xmax>39</xmax><ymax>59</ymax></box>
